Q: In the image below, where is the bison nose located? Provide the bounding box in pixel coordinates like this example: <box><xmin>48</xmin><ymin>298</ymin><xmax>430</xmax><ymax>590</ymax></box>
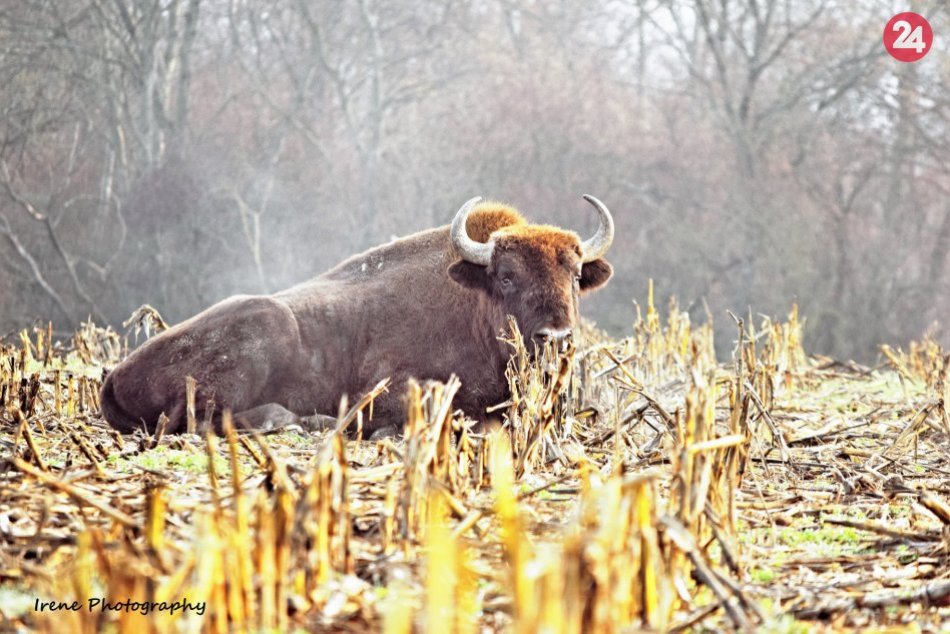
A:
<box><xmin>533</xmin><ymin>327</ymin><xmax>573</xmax><ymax>351</ymax></box>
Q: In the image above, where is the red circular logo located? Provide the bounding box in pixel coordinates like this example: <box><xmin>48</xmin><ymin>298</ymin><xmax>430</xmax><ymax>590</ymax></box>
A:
<box><xmin>883</xmin><ymin>12</ymin><xmax>933</xmax><ymax>62</ymax></box>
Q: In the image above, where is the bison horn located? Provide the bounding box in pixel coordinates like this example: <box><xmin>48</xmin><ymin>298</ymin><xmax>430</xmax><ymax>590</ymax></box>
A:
<box><xmin>450</xmin><ymin>196</ymin><xmax>494</xmax><ymax>265</ymax></box>
<box><xmin>580</xmin><ymin>195</ymin><xmax>615</xmax><ymax>262</ymax></box>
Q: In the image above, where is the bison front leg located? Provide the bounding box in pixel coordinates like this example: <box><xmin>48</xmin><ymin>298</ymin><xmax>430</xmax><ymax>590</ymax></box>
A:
<box><xmin>232</xmin><ymin>404</ymin><xmax>337</xmax><ymax>433</ymax></box>
<box><xmin>351</xmin><ymin>382</ymin><xmax>411</xmax><ymax>439</ymax></box>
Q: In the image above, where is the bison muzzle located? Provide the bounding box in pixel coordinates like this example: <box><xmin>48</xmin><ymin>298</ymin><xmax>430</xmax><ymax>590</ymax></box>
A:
<box><xmin>100</xmin><ymin>196</ymin><xmax>615</xmax><ymax>436</ymax></box>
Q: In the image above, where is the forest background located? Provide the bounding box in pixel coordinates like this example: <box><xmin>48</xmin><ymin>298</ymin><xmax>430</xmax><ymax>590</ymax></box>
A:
<box><xmin>0</xmin><ymin>0</ymin><xmax>947</xmax><ymax>361</ymax></box>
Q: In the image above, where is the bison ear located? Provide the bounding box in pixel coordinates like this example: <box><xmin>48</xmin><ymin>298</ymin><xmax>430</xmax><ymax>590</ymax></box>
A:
<box><xmin>580</xmin><ymin>258</ymin><xmax>612</xmax><ymax>292</ymax></box>
<box><xmin>448</xmin><ymin>260</ymin><xmax>492</xmax><ymax>293</ymax></box>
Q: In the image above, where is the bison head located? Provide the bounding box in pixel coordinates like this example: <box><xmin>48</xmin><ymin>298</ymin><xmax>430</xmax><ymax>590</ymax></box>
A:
<box><xmin>447</xmin><ymin>196</ymin><xmax>614</xmax><ymax>353</ymax></box>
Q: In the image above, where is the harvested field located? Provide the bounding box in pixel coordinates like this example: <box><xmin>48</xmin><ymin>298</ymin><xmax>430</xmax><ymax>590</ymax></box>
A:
<box><xmin>1</xmin><ymin>289</ymin><xmax>949</xmax><ymax>632</ymax></box>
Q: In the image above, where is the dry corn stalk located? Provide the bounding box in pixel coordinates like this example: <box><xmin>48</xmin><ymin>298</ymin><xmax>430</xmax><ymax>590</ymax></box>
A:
<box><xmin>622</xmin><ymin>280</ymin><xmax>716</xmax><ymax>386</ymax></box>
<box><xmin>393</xmin><ymin>376</ymin><xmax>477</xmax><ymax>550</ymax></box>
<box><xmin>423</xmin><ymin>494</ymin><xmax>478</xmax><ymax>634</ymax></box>
<box><xmin>501</xmin><ymin>317</ymin><xmax>576</xmax><ymax>477</ymax></box>
<box><xmin>490</xmin><ymin>433</ymin><xmax>680</xmax><ymax>633</ymax></box>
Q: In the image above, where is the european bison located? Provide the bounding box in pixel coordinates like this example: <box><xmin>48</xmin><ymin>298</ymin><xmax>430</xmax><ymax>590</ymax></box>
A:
<box><xmin>100</xmin><ymin>196</ymin><xmax>614</xmax><ymax>436</ymax></box>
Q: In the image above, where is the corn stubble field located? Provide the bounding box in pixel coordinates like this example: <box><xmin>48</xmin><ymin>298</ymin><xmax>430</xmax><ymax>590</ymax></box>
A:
<box><xmin>1</xmin><ymin>286</ymin><xmax>949</xmax><ymax>633</ymax></box>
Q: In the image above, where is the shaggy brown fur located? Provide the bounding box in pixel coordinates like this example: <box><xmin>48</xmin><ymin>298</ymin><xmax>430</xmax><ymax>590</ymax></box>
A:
<box><xmin>100</xmin><ymin>202</ymin><xmax>613</xmax><ymax>436</ymax></box>
<box><xmin>463</xmin><ymin>203</ymin><xmax>525</xmax><ymax>241</ymax></box>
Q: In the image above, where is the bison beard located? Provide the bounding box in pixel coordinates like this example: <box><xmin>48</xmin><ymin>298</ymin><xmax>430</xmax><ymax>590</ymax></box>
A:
<box><xmin>100</xmin><ymin>197</ymin><xmax>614</xmax><ymax>437</ymax></box>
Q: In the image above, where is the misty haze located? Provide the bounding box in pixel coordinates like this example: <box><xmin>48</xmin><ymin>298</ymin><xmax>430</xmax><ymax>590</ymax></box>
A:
<box><xmin>0</xmin><ymin>1</ymin><xmax>947</xmax><ymax>360</ymax></box>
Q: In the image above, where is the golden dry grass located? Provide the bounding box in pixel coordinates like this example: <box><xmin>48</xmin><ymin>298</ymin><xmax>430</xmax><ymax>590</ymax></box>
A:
<box><xmin>1</xmin><ymin>288</ymin><xmax>949</xmax><ymax>632</ymax></box>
